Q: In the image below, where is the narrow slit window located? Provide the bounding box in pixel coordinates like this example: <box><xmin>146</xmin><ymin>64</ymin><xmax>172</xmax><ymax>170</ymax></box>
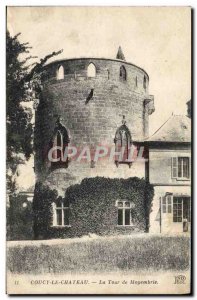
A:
<box><xmin>143</xmin><ymin>75</ymin><xmax>147</xmax><ymax>90</ymax></box>
<box><xmin>136</xmin><ymin>76</ymin><xmax>138</xmax><ymax>87</ymax></box>
<box><xmin>107</xmin><ymin>69</ymin><xmax>110</xmax><ymax>79</ymax></box>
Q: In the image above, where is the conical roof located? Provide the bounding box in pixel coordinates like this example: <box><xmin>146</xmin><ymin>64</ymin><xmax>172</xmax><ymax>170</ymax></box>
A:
<box><xmin>116</xmin><ymin>46</ymin><xmax>126</xmax><ymax>61</ymax></box>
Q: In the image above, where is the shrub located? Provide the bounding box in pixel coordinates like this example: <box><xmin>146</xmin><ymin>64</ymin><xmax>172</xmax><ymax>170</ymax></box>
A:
<box><xmin>32</xmin><ymin>182</ymin><xmax>57</xmax><ymax>239</ymax></box>
<box><xmin>7</xmin><ymin>195</ymin><xmax>33</xmax><ymax>240</ymax></box>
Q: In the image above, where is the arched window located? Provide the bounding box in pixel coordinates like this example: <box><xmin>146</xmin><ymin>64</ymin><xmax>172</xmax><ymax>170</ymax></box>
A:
<box><xmin>87</xmin><ymin>63</ymin><xmax>96</xmax><ymax>78</ymax></box>
<box><xmin>50</xmin><ymin>117</ymin><xmax>70</xmax><ymax>169</ymax></box>
<box><xmin>120</xmin><ymin>65</ymin><xmax>126</xmax><ymax>81</ymax></box>
<box><xmin>57</xmin><ymin>65</ymin><xmax>64</xmax><ymax>80</ymax></box>
<box><xmin>114</xmin><ymin>122</ymin><xmax>132</xmax><ymax>166</ymax></box>
<box><xmin>53</xmin><ymin>197</ymin><xmax>69</xmax><ymax>226</ymax></box>
<box><xmin>143</xmin><ymin>75</ymin><xmax>147</xmax><ymax>90</ymax></box>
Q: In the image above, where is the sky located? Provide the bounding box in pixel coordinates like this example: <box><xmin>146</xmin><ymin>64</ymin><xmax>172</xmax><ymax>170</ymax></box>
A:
<box><xmin>7</xmin><ymin>6</ymin><xmax>191</xmax><ymax>190</ymax></box>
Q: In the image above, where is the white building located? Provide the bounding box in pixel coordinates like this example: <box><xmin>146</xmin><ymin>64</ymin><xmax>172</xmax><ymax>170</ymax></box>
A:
<box><xmin>146</xmin><ymin>112</ymin><xmax>191</xmax><ymax>233</ymax></box>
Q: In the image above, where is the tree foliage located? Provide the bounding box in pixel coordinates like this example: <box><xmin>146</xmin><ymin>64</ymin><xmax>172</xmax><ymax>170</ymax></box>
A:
<box><xmin>6</xmin><ymin>31</ymin><xmax>62</xmax><ymax>192</ymax></box>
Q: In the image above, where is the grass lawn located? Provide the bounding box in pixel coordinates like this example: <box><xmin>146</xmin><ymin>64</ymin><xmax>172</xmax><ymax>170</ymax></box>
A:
<box><xmin>7</xmin><ymin>235</ymin><xmax>190</xmax><ymax>274</ymax></box>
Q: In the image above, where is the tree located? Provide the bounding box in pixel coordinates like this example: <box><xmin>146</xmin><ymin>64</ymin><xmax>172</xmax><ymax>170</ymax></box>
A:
<box><xmin>6</xmin><ymin>31</ymin><xmax>62</xmax><ymax>193</ymax></box>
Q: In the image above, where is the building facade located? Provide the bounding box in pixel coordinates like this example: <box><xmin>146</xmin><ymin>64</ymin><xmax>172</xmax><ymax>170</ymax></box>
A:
<box><xmin>146</xmin><ymin>115</ymin><xmax>191</xmax><ymax>233</ymax></box>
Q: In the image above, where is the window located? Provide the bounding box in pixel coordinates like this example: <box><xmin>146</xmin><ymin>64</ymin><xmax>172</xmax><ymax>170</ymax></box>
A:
<box><xmin>117</xmin><ymin>201</ymin><xmax>132</xmax><ymax>226</ymax></box>
<box><xmin>53</xmin><ymin>130</ymin><xmax>62</xmax><ymax>161</ymax></box>
<box><xmin>57</xmin><ymin>65</ymin><xmax>64</xmax><ymax>80</ymax></box>
<box><xmin>50</xmin><ymin>118</ymin><xmax>70</xmax><ymax>169</ymax></box>
<box><xmin>120</xmin><ymin>66</ymin><xmax>126</xmax><ymax>81</ymax></box>
<box><xmin>173</xmin><ymin>197</ymin><xmax>183</xmax><ymax>222</ymax></box>
<box><xmin>172</xmin><ymin>157</ymin><xmax>190</xmax><ymax>179</ymax></box>
<box><xmin>114</xmin><ymin>123</ymin><xmax>132</xmax><ymax>164</ymax></box>
<box><xmin>178</xmin><ymin>157</ymin><xmax>190</xmax><ymax>178</ymax></box>
<box><xmin>143</xmin><ymin>75</ymin><xmax>147</xmax><ymax>90</ymax></box>
<box><xmin>183</xmin><ymin>197</ymin><xmax>191</xmax><ymax>222</ymax></box>
<box><xmin>53</xmin><ymin>197</ymin><xmax>69</xmax><ymax>226</ymax></box>
<box><xmin>87</xmin><ymin>63</ymin><xmax>96</xmax><ymax>78</ymax></box>
<box><xmin>107</xmin><ymin>69</ymin><xmax>110</xmax><ymax>79</ymax></box>
<box><xmin>173</xmin><ymin>197</ymin><xmax>191</xmax><ymax>223</ymax></box>
<box><xmin>162</xmin><ymin>195</ymin><xmax>172</xmax><ymax>213</ymax></box>
<box><xmin>51</xmin><ymin>129</ymin><xmax>69</xmax><ymax>167</ymax></box>
<box><xmin>135</xmin><ymin>76</ymin><xmax>138</xmax><ymax>87</ymax></box>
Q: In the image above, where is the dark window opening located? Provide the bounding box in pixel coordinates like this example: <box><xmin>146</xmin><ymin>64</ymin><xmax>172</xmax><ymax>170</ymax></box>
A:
<box><xmin>118</xmin><ymin>209</ymin><xmax>123</xmax><ymax>225</ymax></box>
<box><xmin>107</xmin><ymin>69</ymin><xmax>110</xmax><ymax>80</ymax></box>
<box><xmin>143</xmin><ymin>75</ymin><xmax>147</xmax><ymax>90</ymax></box>
<box><xmin>136</xmin><ymin>76</ymin><xmax>138</xmax><ymax>87</ymax></box>
<box><xmin>120</xmin><ymin>66</ymin><xmax>126</xmax><ymax>81</ymax></box>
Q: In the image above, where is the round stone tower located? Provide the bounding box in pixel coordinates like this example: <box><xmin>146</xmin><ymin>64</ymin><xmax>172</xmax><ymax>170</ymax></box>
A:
<box><xmin>34</xmin><ymin>48</ymin><xmax>155</xmax><ymax>195</ymax></box>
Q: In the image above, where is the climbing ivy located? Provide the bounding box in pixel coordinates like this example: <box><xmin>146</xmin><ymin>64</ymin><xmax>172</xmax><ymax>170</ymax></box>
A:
<box><xmin>33</xmin><ymin>177</ymin><xmax>154</xmax><ymax>239</ymax></box>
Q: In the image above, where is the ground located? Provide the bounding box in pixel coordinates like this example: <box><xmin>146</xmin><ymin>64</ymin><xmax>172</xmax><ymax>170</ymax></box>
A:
<box><xmin>7</xmin><ymin>234</ymin><xmax>190</xmax><ymax>274</ymax></box>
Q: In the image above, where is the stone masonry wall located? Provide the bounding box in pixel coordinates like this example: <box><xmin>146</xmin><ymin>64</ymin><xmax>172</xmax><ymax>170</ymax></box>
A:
<box><xmin>35</xmin><ymin>58</ymin><xmax>152</xmax><ymax>194</ymax></box>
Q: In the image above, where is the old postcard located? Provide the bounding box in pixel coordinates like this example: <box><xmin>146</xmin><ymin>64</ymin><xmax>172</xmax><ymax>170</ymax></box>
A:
<box><xmin>6</xmin><ymin>6</ymin><xmax>191</xmax><ymax>295</ymax></box>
